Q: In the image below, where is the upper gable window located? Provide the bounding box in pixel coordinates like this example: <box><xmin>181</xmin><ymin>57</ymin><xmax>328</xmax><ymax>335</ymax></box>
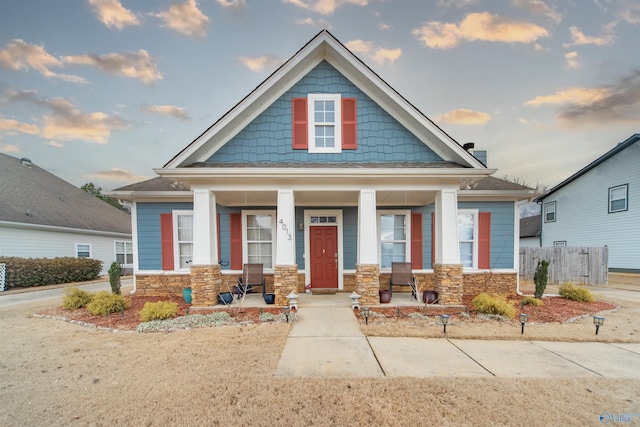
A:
<box><xmin>544</xmin><ymin>201</ymin><xmax>556</xmax><ymax>223</ymax></box>
<box><xmin>308</xmin><ymin>94</ymin><xmax>341</xmax><ymax>153</ymax></box>
<box><xmin>609</xmin><ymin>184</ymin><xmax>628</xmax><ymax>213</ymax></box>
<box><xmin>292</xmin><ymin>96</ymin><xmax>357</xmax><ymax>152</ymax></box>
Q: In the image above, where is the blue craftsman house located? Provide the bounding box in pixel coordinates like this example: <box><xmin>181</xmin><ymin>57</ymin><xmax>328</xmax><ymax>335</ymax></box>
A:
<box><xmin>113</xmin><ymin>30</ymin><xmax>534</xmax><ymax>306</ymax></box>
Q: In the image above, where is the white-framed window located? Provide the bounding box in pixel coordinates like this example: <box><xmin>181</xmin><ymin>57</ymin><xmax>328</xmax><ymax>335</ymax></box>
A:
<box><xmin>173</xmin><ymin>210</ymin><xmax>193</xmax><ymax>270</ymax></box>
<box><xmin>458</xmin><ymin>210</ymin><xmax>478</xmax><ymax>269</ymax></box>
<box><xmin>308</xmin><ymin>93</ymin><xmax>341</xmax><ymax>154</ymax></box>
<box><xmin>378</xmin><ymin>210</ymin><xmax>411</xmax><ymax>269</ymax></box>
<box><xmin>544</xmin><ymin>201</ymin><xmax>556</xmax><ymax>222</ymax></box>
<box><xmin>115</xmin><ymin>241</ymin><xmax>133</xmax><ymax>265</ymax></box>
<box><xmin>76</xmin><ymin>243</ymin><xmax>91</xmax><ymax>258</ymax></box>
<box><xmin>609</xmin><ymin>184</ymin><xmax>628</xmax><ymax>213</ymax></box>
<box><xmin>242</xmin><ymin>210</ymin><xmax>276</xmax><ymax>268</ymax></box>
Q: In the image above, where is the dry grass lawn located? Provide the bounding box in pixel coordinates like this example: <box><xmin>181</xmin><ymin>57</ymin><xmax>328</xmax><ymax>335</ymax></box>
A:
<box><xmin>1</xmin><ymin>280</ymin><xmax>639</xmax><ymax>426</ymax></box>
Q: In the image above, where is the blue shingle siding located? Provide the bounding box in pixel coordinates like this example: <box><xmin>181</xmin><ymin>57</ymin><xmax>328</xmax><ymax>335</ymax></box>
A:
<box><xmin>343</xmin><ymin>207</ymin><xmax>358</xmax><ymax>269</ymax></box>
<box><xmin>136</xmin><ymin>202</ymin><xmax>193</xmax><ymax>270</ymax></box>
<box><xmin>207</xmin><ymin>61</ymin><xmax>442</xmax><ymax>164</ymax></box>
<box><xmin>459</xmin><ymin>201</ymin><xmax>515</xmax><ymax>269</ymax></box>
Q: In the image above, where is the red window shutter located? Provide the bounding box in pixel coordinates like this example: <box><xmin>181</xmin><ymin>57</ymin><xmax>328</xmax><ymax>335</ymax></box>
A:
<box><xmin>230</xmin><ymin>212</ymin><xmax>242</xmax><ymax>270</ymax></box>
<box><xmin>160</xmin><ymin>213</ymin><xmax>174</xmax><ymax>271</ymax></box>
<box><xmin>342</xmin><ymin>98</ymin><xmax>357</xmax><ymax>150</ymax></box>
<box><xmin>478</xmin><ymin>212</ymin><xmax>491</xmax><ymax>269</ymax></box>
<box><xmin>411</xmin><ymin>212</ymin><xmax>423</xmax><ymax>269</ymax></box>
<box><xmin>431</xmin><ymin>212</ymin><xmax>435</xmax><ymax>267</ymax></box>
<box><xmin>292</xmin><ymin>98</ymin><xmax>308</xmax><ymax>150</ymax></box>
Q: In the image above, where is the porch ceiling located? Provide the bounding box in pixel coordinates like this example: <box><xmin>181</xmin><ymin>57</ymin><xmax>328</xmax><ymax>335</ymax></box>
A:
<box><xmin>215</xmin><ymin>189</ymin><xmax>436</xmax><ymax>207</ymax></box>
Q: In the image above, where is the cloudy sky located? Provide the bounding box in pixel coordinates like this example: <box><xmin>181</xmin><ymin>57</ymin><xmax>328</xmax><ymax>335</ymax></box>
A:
<box><xmin>1</xmin><ymin>0</ymin><xmax>638</xmax><ymax>191</ymax></box>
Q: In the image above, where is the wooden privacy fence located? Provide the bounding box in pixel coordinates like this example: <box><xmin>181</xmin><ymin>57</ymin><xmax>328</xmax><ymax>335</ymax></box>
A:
<box><xmin>519</xmin><ymin>247</ymin><xmax>608</xmax><ymax>286</ymax></box>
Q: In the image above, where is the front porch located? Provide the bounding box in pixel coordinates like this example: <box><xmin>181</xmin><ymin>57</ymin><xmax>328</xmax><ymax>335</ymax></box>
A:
<box><xmin>134</xmin><ymin>269</ymin><xmax>518</xmax><ymax>307</ymax></box>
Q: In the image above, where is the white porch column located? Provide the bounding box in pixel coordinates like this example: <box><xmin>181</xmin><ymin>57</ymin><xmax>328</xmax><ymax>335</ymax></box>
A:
<box><xmin>357</xmin><ymin>189</ymin><xmax>378</xmax><ymax>264</ymax></box>
<box><xmin>276</xmin><ymin>189</ymin><xmax>296</xmax><ymax>265</ymax></box>
<box><xmin>192</xmin><ymin>188</ymin><xmax>218</xmax><ymax>265</ymax></box>
<box><xmin>434</xmin><ymin>188</ymin><xmax>460</xmax><ymax>264</ymax></box>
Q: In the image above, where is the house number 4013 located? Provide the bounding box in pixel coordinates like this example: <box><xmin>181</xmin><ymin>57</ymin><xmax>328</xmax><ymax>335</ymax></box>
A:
<box><xmin>279</xmin><ymin>219</ymin><xmax>292</xmax><ymax>240</ymax></box>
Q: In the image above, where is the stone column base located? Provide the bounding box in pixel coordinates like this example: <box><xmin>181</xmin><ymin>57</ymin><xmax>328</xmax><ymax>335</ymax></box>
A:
<box><xmin>433</xmin><ymin>264</ymin><xmax>463</xmax><ymax>305</ymax></box>
<box><xmin>355</xmin><ymin>264</ymin><xmax>380</xmax><ymax>306</ymax></box>
<box><xmin>190</xmin><ymin>264</ymin><xmax>221</xmax><ymax>306</ymax></box>
<box><xmin>274</xmin><ymin>265</ymin><xmax>298</xmax><ymax>307</ymax></box>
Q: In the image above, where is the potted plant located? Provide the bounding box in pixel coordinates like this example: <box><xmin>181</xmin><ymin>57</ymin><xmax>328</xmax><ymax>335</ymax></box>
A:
<box><xmin>182</xmin><ymin>287</ymin><xmax>192</xmax><ymax>304</ymax></box>
<box><xmin>218</xmin><ymin>292</ymin><xmax>233</xmax><ymax>305</ymax></box>
<box><xmin>379</xmin><ymin>289</ymin><xmax>391</xmax><ymax>303</ymax></box>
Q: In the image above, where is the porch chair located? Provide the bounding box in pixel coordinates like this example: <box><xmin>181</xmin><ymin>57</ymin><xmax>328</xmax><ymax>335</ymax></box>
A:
<box><xmin>389</xmin><ymin>262</ymin><xmax>417</xmax><ymax>299</ymax></box>
<box><xmin>235</xmin><ymin>263</ymin><xmax>266</xmax><ymax>298</ymax></box>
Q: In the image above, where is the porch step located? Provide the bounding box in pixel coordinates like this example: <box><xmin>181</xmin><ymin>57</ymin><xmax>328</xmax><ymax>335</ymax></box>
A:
<box><xmin>310</xmin><ymin>289</ymin><xmax>338</xmax><ymax>295</ymax></box>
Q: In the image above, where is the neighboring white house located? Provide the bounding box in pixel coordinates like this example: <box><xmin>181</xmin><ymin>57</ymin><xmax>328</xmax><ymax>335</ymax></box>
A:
<box><xmin>0</xmin><ymin>154</ymin><xmax>133</xmax><ymax>275</ymax></box>
<box><xmin>519</xmin><ymin>215</ymin><xmax>541</xmax><ymax>247</ymax></box>
<box><xmin>537</xmin><ymin>134</ymin><xmax>640</xmax><ymax>273</ymax></box>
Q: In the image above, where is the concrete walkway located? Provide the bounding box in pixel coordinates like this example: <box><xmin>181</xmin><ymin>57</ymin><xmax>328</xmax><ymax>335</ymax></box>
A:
<box><xmin>274</xmin><ymin>296</ymin><xmax>640</xmax><ymax>378</ymax></box>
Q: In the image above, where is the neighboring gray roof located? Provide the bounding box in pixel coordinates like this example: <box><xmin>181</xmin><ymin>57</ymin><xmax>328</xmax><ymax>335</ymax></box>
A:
<box><xmin>0</xmin><ymin>153</ymin><xmax>131</xmax><ymax>234</ymax></box>
<box><xmin>520</xmin><ymin>215</ymin><xmax>541</xmax><ymax>238</ymax></box>
<box><xmin>537</xmin><ymin>133</ymin><xmax>640</xmax><ymax>201</ymax></box>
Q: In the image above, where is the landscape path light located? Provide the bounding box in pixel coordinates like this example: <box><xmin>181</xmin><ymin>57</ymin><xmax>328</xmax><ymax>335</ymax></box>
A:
<box><xmin>519</xmin><ymin>313</ymin><xmax>528</xmax><ymax>335</ymax></box>
<box><xmin>440</xmin><ymin>314</ymin><xmax>450</xmax><ymax>334</ymax></box>
<box><xmin>283</xmin><ymin>306</ymin><xmax>290</xmax><ymax>323</ymax></box>
<box><xmin>363</xmin><ymin>307</ymin><xmax>370</xmax><ymax>325</ymax></box>
<box><xmin>593</xmin><ymin>315</ymin><xmax>605</xmax><ymax>335</ymax></box>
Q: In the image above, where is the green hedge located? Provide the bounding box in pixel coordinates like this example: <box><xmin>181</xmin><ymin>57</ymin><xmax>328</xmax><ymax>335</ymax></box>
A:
<box><xmin>0</xmin><ymin>257</ymin><xmax>103</xmax><ymax>288</ymax></box>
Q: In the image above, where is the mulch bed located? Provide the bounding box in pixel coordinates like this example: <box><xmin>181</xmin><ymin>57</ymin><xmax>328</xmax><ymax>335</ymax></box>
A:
<box><xmin>366</xmin><ymin>295</ymin><xmax>617</xmax><ymax>323</ymax></box>
<box><xmin>37</xmin><ymin>294</ymin><xmax>617</xmax><ymax>331</ymax></box>
<box><xmin>37</xmin><ymin>295</ymin><xmax>284</xmax><ymax>331</ymax></box>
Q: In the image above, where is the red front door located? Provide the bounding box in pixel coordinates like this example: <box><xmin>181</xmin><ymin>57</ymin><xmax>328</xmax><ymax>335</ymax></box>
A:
<box><xmin>310</xmin><ymin>226</ymin><xmax>338</xmax><ymax>288</ymax></box>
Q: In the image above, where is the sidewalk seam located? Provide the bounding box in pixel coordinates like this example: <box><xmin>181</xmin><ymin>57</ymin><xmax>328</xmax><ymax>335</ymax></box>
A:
<box><xmin>447</xmin><ymin>339</ymin><xmax>496</xmax><ymax>377</ymax></box>
<box><xmin>529</xmin><ymin>341</ymin><xmax>603</xmax><ymax>377</ymax></box>
<box><xmin>365</xmin><ymin>336</ymin><xmax>387</xmax><ymax>377</ymax></box>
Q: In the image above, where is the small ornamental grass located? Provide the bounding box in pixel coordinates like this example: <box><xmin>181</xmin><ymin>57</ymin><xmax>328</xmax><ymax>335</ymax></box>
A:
<box><xmin>472</xmin><ymin>293</ymin><xmax>516</xmax><ymax>319</ymax></box>
<box><xmin>86</xmin><ymin>291</ymin><xmax>129</xmax><ymax>315</ymax></box>
<box><xmin>522</xmin><ymin>296</ymin><xmax>544</xmax><ymax>306</ymax></box>
<box><xmin>62</xmin><ymin>287</ymin><xmax>94</xmax><ymax>310</ymax></box>
<box><xmin>139</xmin><ymin>301</ymin><xmax>179</xmax><ymax>322</ymax></box>
<box><xmin>559</xmin><ymin>283</ymin><xmax>595</xmax><ymax>303</ymax></box>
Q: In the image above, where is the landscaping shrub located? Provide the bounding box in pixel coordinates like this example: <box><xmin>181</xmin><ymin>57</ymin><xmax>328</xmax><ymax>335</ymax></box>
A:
<box><xmin>86</xmin><ymin>291</ymin><xmax>129</xmax><ymax>315</ymax></box>
<box><xmin>62</xmin><ymin>287</ymin><xmax>94</xmax><ymax>310</ymax></box>
<box><xmin>472</xmin><ymin>293</ymin><xmax>516</xmax><ymax>319</ymax></box>
<box><xmin>139</xmin><ymin>301</ymin><xmax>179</xmax><ymax>322</ymax></box>
<box><xmin>522</xmin><ymin>296</ymin><xmax>544</xmax><ymax>306</ymax></box>
<box><xmin>0</xmin><ymin>256</ymin><xmax>102</xmax><ymax>288</ymax></box>
<box><xmin>559</xmin><ymin>283</ymin><xmax>595</xmax><ymax>303</ymax></box>
<box><xmin>534</xmin><ymin>259</ymin><xmax>549</xmax><ymax>299</ymax></box>
<box><xmin>108</xmin><ymin>262</ymin><xmax>122</xmax><ymax>294</ymax></box>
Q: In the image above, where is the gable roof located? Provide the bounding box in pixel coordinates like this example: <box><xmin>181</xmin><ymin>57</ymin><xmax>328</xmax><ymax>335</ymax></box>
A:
<box><xmin>520</xmin><ymin>215</ymin><xmax>541</xmax><ymax>238</ymax></box>
<box><xmin>161</xmin><ymin>29</ymin><xmax>488</xmax><ymax>173</ymax></box>
<box><xmin>0</xmin><ymin>153</ymin><xmax>131</xmax><ymax>235</ymax></box>
<box><xmin>537</xmin><ymin>133</ymin><xmax>640</xmax><ymax>201</ymax></box>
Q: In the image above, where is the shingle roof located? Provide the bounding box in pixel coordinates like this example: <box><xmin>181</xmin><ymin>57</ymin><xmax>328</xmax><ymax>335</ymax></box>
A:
<box><xmin>0</xmin><ymin>153</ymin><xmax>131</xmax><ymax>234</ymax></box>
<box><xmin>113</xmin><ymin>173</ymin><xmax>531</xmax><ymax>193</ymax></box>
<box><xmin>520</xmin><ymin>215</ymin><xmax>541</xmax><ymax>238</ymax></box>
